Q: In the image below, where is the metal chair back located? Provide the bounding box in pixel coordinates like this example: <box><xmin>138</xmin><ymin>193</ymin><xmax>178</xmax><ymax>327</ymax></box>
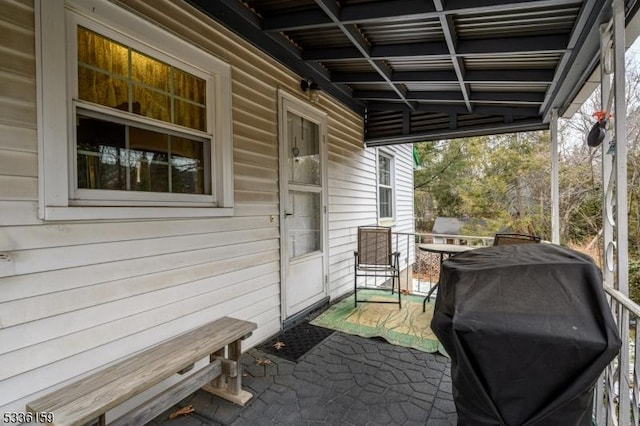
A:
<box><xmin>354</xmin><ymin>226</ymin><xmax>401</xmax><ymax>308</ymax></box>
<box><xmin>357</xmin><ymin>226</ymin><xmax>393</xmax><ymax>267</ymax></box>
<box><xmin>493</xmin><ymin>233</ymin><xmax>541</xmax><ymax>246</ymax></box>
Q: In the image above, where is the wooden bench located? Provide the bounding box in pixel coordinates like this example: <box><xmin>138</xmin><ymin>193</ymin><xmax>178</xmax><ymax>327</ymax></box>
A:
<box><xmin>26</xmin><ymin>316</ymin><xmax>257</xmax><ymax>426</ymax></box>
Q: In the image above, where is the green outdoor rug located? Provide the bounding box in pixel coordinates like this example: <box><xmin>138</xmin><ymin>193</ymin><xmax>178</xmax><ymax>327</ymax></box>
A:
<box><xmin>310</xmin><ymin>289</ymin><xmax>446</xmax><ymax>354</ymax></box>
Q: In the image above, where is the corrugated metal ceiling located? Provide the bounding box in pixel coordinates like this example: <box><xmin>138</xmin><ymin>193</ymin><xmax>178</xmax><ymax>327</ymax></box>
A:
<box><xmin>187</xmin><ymin>0</ymin><xmax>639</xmax><ymax>145</ymax></box>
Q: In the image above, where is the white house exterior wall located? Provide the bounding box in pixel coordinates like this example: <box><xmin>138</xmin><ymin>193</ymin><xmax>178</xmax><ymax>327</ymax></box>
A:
<box><xmin>0</xmin><ymin>0</ymin><xmax>415</xmax><ymax>417</ymax></box>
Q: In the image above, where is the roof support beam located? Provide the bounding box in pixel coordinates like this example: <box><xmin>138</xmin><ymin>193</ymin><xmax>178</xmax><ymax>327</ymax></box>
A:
<box><xmin>186</xmin><ymin>0</ymin><xmax>363</xmax><ymax>112</ymax></box>
<box><xmin>356</xmin><ymin>90</ymin><xmax>545</xmax><ymax>103</ymax></box>
<box><xmin>331</xmin><ymin>69</ymin><xmax>555</xmax><ymax>84</ymax></box>
<box><xmin>312</xmin><ymin>0</ymin><xmax>414</xmax><ymax>109</ymax></box>
<box><xmin>366</xmin><ymin>102</ymin><xmax>541</xmax><ymax>116</ymax></box>
<box><xmin>304</xmin><ymin>35</ymin><xmax>569</xmax><ymax>61</ymax></box>
<box><xmin>540</xmin><ymin>0</ymin><xmax>606</xmax><ymax>120</ymax></box>
<box><xmin>365</xmin><ymin>119</ymin><xmax>548</xmax><ymax>146</ymax></box>
<box><xmin>263</xmin><ymin>0</ymin><xmax>582</xmax><ymax>32</ymax></box>
<box><xmin>434</xmin><ymin>0</ymin><xmax>472</xmax><ymax>112</ymax></box>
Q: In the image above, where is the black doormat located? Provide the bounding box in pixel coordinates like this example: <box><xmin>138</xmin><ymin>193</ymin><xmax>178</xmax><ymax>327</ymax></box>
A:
<box><xmin>258</xmin><ymin>322</ymin><xmax>334</xmax><ymax>362</ymax></box>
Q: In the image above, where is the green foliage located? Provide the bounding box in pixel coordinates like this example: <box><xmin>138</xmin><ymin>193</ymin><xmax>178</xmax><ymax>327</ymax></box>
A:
<box><xmin>630</xmin><ymin>255</ymin><xmax>640</xmax><ymax>305</ymax></box>
<box><xmin>414</xmin><ymin>132</ymin><xmax>551</xmax><ymax>237</ymax></box>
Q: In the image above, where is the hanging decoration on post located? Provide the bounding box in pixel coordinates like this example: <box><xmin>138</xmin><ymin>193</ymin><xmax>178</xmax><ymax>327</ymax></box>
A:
<box><xmin>587</xmin><ymin>110</ymin><xmax>612</xmax><ymax>147</ymax></box>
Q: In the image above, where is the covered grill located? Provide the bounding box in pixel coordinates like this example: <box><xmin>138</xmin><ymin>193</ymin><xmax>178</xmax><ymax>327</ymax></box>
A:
<box><xmin>431</xmin><ymin>243</ymin><xmax>621</xmax><ymax>425</ymax></box>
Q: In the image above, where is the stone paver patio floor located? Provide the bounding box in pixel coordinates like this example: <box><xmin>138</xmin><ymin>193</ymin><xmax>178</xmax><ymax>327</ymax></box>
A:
<box><xmin>149</xmin><ymin>331</ymin><xmax>456</xmax><ymax>425</ymax></box>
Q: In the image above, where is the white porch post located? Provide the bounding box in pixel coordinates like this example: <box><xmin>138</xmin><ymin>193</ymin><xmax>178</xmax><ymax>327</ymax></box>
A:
<box><xmin>550</xmin><ymin>109</ymin><xmax>560</xmax><ymax>244</ymax></box>
<box><xmin>599</xmin><ymin>1</ymin><xmax>630</xmax><ymax>424</ymax></box>
<box><xmin>600</xmin><ymin>0</ymin><xmax>629</xmax><ymax>295</ymax></box>
<box><xmin>613</xmin><ymin>4</ymin><xmax>631</xmax><ymax>418</ymax></box>
<box><xmin>613</xmin><ymin>0</ymin><xmax>629</xmax><ymax>297</ymax></box>
<box><xmin>600</xmin><ymin>21</ymin><xmax>615</xmax><ymax>289</ymax></box>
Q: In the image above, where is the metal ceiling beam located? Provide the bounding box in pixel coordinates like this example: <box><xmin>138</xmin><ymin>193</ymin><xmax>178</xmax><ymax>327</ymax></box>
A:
<box><xmin>303</xmin><ymin>35</ymin><xmax>569</xmax><ymax>61</ymax></box>
<box><xmin>190</xmin><ymin>0</ymin><xmax>633</xmax><ymax>145</ymax></box>
<box><xmin>331</xmin><ymin>69</ymin><xmax>555</xmax><ymax>84</ymax></box>
<box><xmin>457</xmin><ymin>35</ymin><xmax>570</xmax><ymax>55</ymax></box>
<box><xmin>186</xmin><ymin>0</ymin><xmax>364</xmax><ymax>112</ymax></box>
<box><xmin>540</xmin><ymin>0</ymin><xmax>607</xmax><ymax>120</ymax></box>
<box><xmin>471</xmin><ymin>92</ymin><xmax>546</xmax><ymax>102</ymax></box>
<box><xmin>312</xmin><ymin>0</ymin><xmax>415</xmax><ymax>110</ymax></box>
<box><xmin>365</xmin><ymin>119</ymin><xmax>548</xmax><ymax>146</ymax></box>
<box><xmin>441</xmin><ymin>0</ymin><xmax>582</xmax><ymax>14</ymax></box>
<box><xmin>262</xmin><ymin>0</ymin><xmax>582</xmax><ymax>32</ymax></box>
<box><xmin>332</xmin><ymin>70</ymin><xmax>457</xmax><ymax>83</ymax></box>
<box><xmin>366</xmin><ymin>102</ymin><xmax>541</xmax><ymax>116</ymax></box>
<box><xmin>473</xmin><ymin>105</ymin><xmax>541</xmax><ymax>116</ymax></box>
<box><xmin>366</xmin><ymin>102</ymin><xmax>469</xmax><ymax>113</ymax></box>
<box><xmin>356</xmin><ymin>90</ymin><xmax>545</xmax><ymax>102</ymax></box>
<box><xmin>434</xmin><ymin>0</ymin><xmax>472</xmax><ymax>112</ymax></box>
<box><xmin>354</xmin><ymin>90</ymin><xmax>409</xmax><ymax>100</ymax></box>
<box><xmin>465</xmin><ymin>69</ymin><xmax>556</xmax><ymax>82</ymax></box>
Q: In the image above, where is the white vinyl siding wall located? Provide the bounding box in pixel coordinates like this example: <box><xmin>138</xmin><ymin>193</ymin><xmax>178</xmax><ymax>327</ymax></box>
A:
<box><xmin>0</xmin><ymin>0</ymin><xmax>282</xmax><ymax>414</ymax></box>
<box><xmin>379</xmin><ymin>145</ymin><xmax>416</xmax><ymax>282</ymax></box>
<box><xmin>0</xmin><ymin>0</ymin><xmax>416</xmax><ymax>416</ymax></box>
<box><xmin>0</xmin><ymin>0</ymin><xmax>40</xmax><ymax>226</ymax></box>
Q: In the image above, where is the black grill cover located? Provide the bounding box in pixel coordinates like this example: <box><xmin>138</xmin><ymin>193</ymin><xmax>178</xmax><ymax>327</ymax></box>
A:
<box><xmin>431</xmin><ymin>243</ymin><xmax>620</xmax><ymax>426</ymax></box>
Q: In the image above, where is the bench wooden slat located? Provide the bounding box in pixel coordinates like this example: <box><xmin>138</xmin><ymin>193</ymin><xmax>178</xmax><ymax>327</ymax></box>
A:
<box><xmin>26</xmin><ymin>317</ymin><xmax>256</xmax><ymax>426</ymax></box>
<box><xmin>110</xmin><ymin>358</ymin><xmax>222</xmax><ymax>426</ymax></box>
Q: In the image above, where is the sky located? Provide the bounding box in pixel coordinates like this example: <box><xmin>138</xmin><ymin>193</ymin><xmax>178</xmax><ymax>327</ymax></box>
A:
<box><xmin>630</xmin><ymin>36</ymin><xmax>640</xmax><ymax>57</ymax></box>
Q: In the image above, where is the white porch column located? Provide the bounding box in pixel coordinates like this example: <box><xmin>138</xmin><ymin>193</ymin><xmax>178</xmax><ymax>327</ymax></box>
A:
<box><xmin>550</xmin><ymin>109</ymin><xmax>560</xmax><ymax>244</ymax></box>
<box><xmin>613</xmin><ymin>0</ymin><xmax>629</xmax><ymax>296</ymax></box>
<box><xmin>600</xmin><ymin>22</ymin><xmax>615</xmax><ymax>288</ymax></box>
<box><xmin>605</xmin><ymin>1</ymin><xmax>630</xmax><ymax>423</ymax></box>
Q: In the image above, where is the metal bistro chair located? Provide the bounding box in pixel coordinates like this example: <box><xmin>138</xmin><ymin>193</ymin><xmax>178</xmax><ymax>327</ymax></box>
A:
<box><xmin>354</xmin><ymin>226</ymin><xmax>401</xmax><ymax>308</ymax></box>
<box><xmin>493</xmin><ymin>233</ymin><xmax>542</xmax><ymax>246</ymax></box>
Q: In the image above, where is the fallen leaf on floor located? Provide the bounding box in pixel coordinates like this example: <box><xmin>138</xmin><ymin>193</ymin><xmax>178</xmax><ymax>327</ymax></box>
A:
<box><xmin>169</xmin><ymin>405</ymin><xmax>194</xmax><ymax>419</ymax></box>
<box><xmin>400</xmin><ymin>289</ymin><xmax>411</xmax><ymax>295</ymax></box>
<box><xmin>273</xmin><ymin>341</ymin><xmax>286</xmax><ymax>350</ymax></box>
<box><xmin>256</xmin><ymin>358</ymin><xmax>272</xmax><ymax>366</ymax></box>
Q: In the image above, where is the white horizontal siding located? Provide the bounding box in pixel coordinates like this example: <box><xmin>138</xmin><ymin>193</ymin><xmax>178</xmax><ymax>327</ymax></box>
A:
<box><xmin>325</xmin><ymin>105</ymin><xmax>379</xmax><ymax>299</ymax></box>
<box><xmin>0</xmin><ymin>0</ymin><xmax>417</xmax><ymax>416</ymax></box>
<box><xmin>381</xmin><ymin>144</ymin><xmax>416</xmax><ymax>268</ymax></box>
<box><xmin>0</xmin><ymin>1</ymin><xmax>36</xmax><ymax>131</ymax></box>
<box><xmin>0</xmin><ymin>0</ymin><xmax>287</xmax><ymax>412</ymax></box>
<box><xmin>0</xmin><ymin>0</ymin><xmax>39</xmax><ymax>218</ymax></box>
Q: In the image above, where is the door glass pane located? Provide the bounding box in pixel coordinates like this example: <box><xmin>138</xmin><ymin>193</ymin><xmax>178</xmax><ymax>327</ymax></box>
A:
<box><xmin>288</xmin><ymin>114</ymin><xmax>320</xmax><ymax>185</ymax></box>
<box><xmin>288</xmin><ymin>191</ymin><xmax>321</xmax><ymax>258</ymax></box>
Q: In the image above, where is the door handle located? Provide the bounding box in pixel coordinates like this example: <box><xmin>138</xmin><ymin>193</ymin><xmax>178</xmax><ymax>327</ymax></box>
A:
<box><xmin>285</xmin><ymin>212</ymin><xmax>294</xmax><ymax>217</ymax></box>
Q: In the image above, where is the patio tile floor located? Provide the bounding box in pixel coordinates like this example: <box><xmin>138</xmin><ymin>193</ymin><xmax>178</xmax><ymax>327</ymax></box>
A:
<box><xmin>148</xmin><ymin>332</ymin><xmax>456</xmax><ymax>425</ymax></box>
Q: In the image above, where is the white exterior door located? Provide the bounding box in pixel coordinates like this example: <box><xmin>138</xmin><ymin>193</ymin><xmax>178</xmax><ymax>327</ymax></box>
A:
<box><xmin>278</xmin><ymin>92</ymin><xmax>328</xmax><ymax>319</ymax></box>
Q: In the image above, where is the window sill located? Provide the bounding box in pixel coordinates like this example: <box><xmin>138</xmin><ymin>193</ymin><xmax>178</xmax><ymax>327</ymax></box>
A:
<box><xmin>44</xmin><ymin>206</ymin><xmax>234</xmax><ymax>221</ymax></box>
<box><xmin>378</xmin><ymin>218</ymin><xmax>396</xmax><ymax>227</ymax></box>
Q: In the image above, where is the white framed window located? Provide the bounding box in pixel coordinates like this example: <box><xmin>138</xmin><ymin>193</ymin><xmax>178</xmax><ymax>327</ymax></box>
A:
<box><xmin>378</xmin><ymin>151</ymin><xmax>395</xmax><ymax>221</ymax></box>
<box><xmin>36</xmin><ymin>0</ymin><xmax>233</xmax><ymax>220</ymax></box>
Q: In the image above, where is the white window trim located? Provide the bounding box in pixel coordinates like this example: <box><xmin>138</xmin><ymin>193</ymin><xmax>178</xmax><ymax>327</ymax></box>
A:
<box><xmin>377</xmin><ymin>149</ymin><xmax>395</xmax><ymax>223</ymax></box>
<box><xmin>36</xmin><ymin>0</ymin><xmax>233</xmax><ymax>221</ymax></box>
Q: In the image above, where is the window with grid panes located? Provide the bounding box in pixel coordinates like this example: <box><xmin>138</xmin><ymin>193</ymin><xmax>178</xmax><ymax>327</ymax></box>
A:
<box><xmin>378</xmin><ymin>153</ymin><xmax>394</xmax><ymax>219</ymax></box>
<box><xmin>75</xmin><ymin>27</ymin><xmax>211</xmax><ymax>198</ymax></box>
<box><xmin>37</xmin><ymin>0</ymin><xmax>233</xmax><ymax>220</ymax></box>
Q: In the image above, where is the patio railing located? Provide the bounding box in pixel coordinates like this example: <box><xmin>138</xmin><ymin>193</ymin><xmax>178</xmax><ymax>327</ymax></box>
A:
<box><xmin>392</xmin><ymin>232</ymin><xmax>492</xmax><ymax>295</ymax></box>
<box><xmin>595</xmin><ymin>286</ymin><xmax>640</xmax><ymax>426</ymax></box>
<box><xmin>390</xmin><ymin>231</ymin><xmax>640</xmax><ymax>426</ymax></box>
